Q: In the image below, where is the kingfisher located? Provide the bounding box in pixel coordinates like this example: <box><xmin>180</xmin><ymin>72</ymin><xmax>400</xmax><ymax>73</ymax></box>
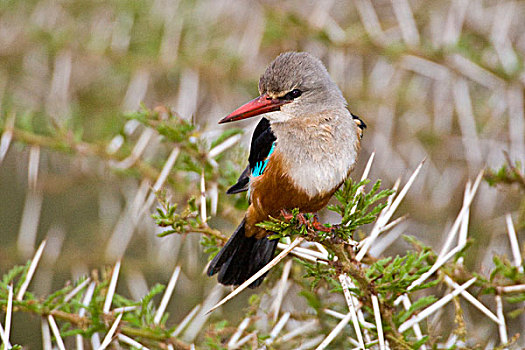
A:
<box><xmin>207</xmin><ymin>52</ymin><xmax>366</xmax><ymax>287</ymax></box>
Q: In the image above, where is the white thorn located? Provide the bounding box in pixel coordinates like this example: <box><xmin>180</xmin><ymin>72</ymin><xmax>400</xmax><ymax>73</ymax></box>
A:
<box><xmin>91</xmin><ymin>333</ymin><xmax>101</xmax><ymax>348</ymax></box>
<box><xmin>0</xmin><ymin>114</ymin><xmax>14</xmax><ymax>165</ymax></box>
<box><xmin>113</xmin><ymin>128</ymin><xmax>155</xmax><ymax>169</ymax></box>
<box><xmin>117</xmin><ymin>334</ymin><xmax>150</xmax><ymax>350</ymax></box>
<box><xmin>98</xmin><ymin>313</ymin><xmax>123</xmax><ymax>350</ymax></box>
<box><xmin>42</xmin><ymin>317</ymin><xmax>52</xmax><ymax>350</ymax></box>
<box><xmin>154</xmin><ymin>147</ymin><xmax>180</xmax><ymax>192</ymax></box>
<box><xmin>457</xmin><ymin>181</ymin><xmax>471</xmax><ymax>265</ymax></box>
<box><xmin>172</xmin><ymin>304</ymin><xmax>201</xmax><ymax>337</ymax></box>
<box><xmin>338</xmin><ymin>275</ymin><xmax>365</xmax><ymax>349</ymax></box>
<box><xmin>315</xmin><ymin>312</ymin><xmax>356</xmax><ymax>350</ymax></box>
<box><xmin>28</xmin><ymin>146</ymin><xmax>40</xmax><ymax>190</ymax></box>
<box><xmin>0</xmin><ymin>321</ymin><xmax>10</xmax><ymax>349</ymax></box>
<box><xmin>200</xmin><ymin>170</ymin><xmax>207</xmax><ymax>223</ymax></box>
<box><xmin>227</xmin><ymin>317</ymin><xmax>251</xmax><ymax>349</ymax></box>
<box><xmin>495</xmin><ymin>295</ymin><xmax>508</xmax><ymax>345</ymax></box>
<box><xmin>438</xmin><ymin>171</ymin><xmax>483</xmax><ymax>260</ymax></box>
<box><xmin>399</xmin><ymin>278</ymin><xmax>476</xmax><ymax>333</ymax></box>
<box><xmin>17</xmin><ymin>240</ymin><xmax>47</xmax><ymax>301</ymax></box>
<box><xmin>408</xmin><ymin>243</ymin><xmax>463</xmax><ymax>292</ymax></box>
<box><xmin>391</xmin><ymin>0</ymin><xmax>420</xmax><ymax>46</ymax></box>
<box><xmin>103</xmin><ymin>260</ymin><xmax>121</xmax><ymax>313</ymax></box>
<box><xmin>371</xmin><ymin>295</ymin><xmax>385</xmax><ymax>350</ymax></box>
<box><xmin>208</xmin><ymin>134</ymin><xmax>242</xmax><ymax>158</ymax></box>
<box><xmin>498</xmin><ymin>284</ymin><xmax>525</xmax><ymax>294</ymax></box>
<box><xmin>400</xmin><ymin>295</ymin><xmax>426</xmax><ymax>350</ymax></box>
<box><xmin>62</xmin><ymin>278</ymin><xmax>91</xmax><ymax>305</ymax></box>
<box><xmin>234</xmin><ymin>333</ymin><xmax>257</xmax><ymax>348</ymax></box>
<box><xmin>79</xmin><ymin>282</ymin><xmax>96</xmax><ymax>317</ymax></box>
<box><xmin>280</xmin><ymin>320</ymin><xmax>318</xmax><ymax>342</ymax></box>
<box><xmin>357</xmin><ymin>159</ymin><xmax>424</xmax><ymax>261</ymax></box>
<box><xmin>112</xmin><ymin>306</ymin><xmax>140</xmax><ymax>313</ymax></box>
<box><xmin>272</xmin><ymin>259</ymin><xmax>292</xmax><ymax>322</ymax></box>
<box><xmin>5</xmin><ymin>285</ymin><xmax>13</xmax><ymax>343</ymax></box>
<box><xmin>505</xmin><ymin>214</ymin><xmax>522</xmax><ymax>271</ymax></box>
<box><xmin>360</xmin><ymin>151</ymin><xmax>376</xmax><ymax>182</ymax></box>
<box><xmin>48</xmin><ymin>315</ymin><xmax>66</xmax><ymax>350</ymax></box>
<box><xmin>154</xmin><ymin>265</ymin><xmax>181</xmax><ymax>324</ymax></box>
<box><xmin>265</xmin><ymin>312</ymin><xmax>290</xmax><ymax>345</ymax></box>
<box><xmin>443</xmin><ymin>275</ymin><xmax>501</xmax><ymax>325</ymax></box>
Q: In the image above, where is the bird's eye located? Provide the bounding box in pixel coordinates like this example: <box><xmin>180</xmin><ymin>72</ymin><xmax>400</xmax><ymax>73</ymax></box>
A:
<box><xmin>284</xmin><ymin>89</ymin><xmax>302</xmax><ymax>100</ymax></box>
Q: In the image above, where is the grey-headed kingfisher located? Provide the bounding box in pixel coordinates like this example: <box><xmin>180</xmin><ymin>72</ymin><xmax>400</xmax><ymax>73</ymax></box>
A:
<box><xmin>207</xmin><ymin>52</ymin><xmax>366</xmax><ymax>288</ymax></box>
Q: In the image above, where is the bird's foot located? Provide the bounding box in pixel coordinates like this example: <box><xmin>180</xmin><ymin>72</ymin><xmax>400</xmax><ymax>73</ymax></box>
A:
<box><xmin>280</xmin><ymin>209</ymin><xmax>295</xmax><ymax>221</ymax></box>
<box><xmin>280</xmin><ymin>209</ymin><xmax>311</xmax><ymax>227</ymax></box>
<box><xmin>297</xmin><ymin>213</ymin><xmax>309</xmax><ymax>226</ymax></box>
<box><xmin>311</xmin><ymin>215</ymin><xmax>331</xmax><ymax>233</ymax></box>
<box><xmin>280</xmin><ymin>210</ymin><xmax>331</xmax><ymax>232</ymax></box>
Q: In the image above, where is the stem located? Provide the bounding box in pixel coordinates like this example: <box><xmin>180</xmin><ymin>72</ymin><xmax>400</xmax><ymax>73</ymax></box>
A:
<box><xmin>10</xmin><ymin>127</ymin><xmax>162</xmax><ymax>182</ymax></box>
<box><xmin>190</xmin><ymin>225</ymin><xmax>228</xmax><ymax>243</ymax></box>
<box><xmin>5</xmin><ymin>304</ymin><xmax>191</xmax><ymax>349</ymax></box>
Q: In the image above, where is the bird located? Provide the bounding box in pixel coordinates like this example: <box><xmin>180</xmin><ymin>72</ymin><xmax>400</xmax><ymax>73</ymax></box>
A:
<box><xmin>207</xmin><ymin>52</ymin><xmax>366</xmax><ymax>288</ymax></box>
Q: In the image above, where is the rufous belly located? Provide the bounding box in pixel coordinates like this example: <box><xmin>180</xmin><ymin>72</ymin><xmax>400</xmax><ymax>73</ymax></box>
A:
<box><xmin>245</xmin><ymin>150</ymin><xmax>340</xmax><ymax>238</ymax></box>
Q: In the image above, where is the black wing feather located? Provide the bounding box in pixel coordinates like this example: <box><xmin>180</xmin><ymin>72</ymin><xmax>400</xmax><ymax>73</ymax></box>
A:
<box><xmin>226</xmin><ymin>118</ymin><xmax>276</xmax><ymax>194</ymax></box>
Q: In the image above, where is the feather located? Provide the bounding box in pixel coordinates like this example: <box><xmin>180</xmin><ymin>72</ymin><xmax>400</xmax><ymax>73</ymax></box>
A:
<box><xmin>227</xmin><ymin>118</ymin><xmax>277</xmax><ymax>194</ymax></box>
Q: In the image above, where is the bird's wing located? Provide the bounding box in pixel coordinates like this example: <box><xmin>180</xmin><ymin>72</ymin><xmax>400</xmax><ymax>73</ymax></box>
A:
<box><xmin>226</xmin><ymin>118</ymin><xmax>277</xmax><ymax>194</ymax></box>
<box><xmin>351</xmin><ymin>113</ymin><xmax>366</xmax><ymax>139</ymax></box>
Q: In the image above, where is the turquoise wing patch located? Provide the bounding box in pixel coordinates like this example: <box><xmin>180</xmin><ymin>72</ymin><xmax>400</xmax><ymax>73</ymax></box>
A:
<box><xmin>251</xmin><ymin>142</ymin><xmax>276</xmax><ymax>177</ymax></box>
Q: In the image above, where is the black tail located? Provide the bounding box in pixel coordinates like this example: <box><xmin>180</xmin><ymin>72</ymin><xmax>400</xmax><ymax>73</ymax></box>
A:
<box><xmin>207</xmin><ymin>219</ymin><xmax>278</xmax><ymax>288</ymax></box>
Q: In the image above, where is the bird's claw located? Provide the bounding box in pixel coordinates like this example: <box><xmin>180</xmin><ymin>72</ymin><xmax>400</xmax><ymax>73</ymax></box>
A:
<box><xmin>311</xmin><ymin>215</ymin><xmax>331</xmax><ymax>233</ymax></box>
<box><xmin>280</xmin><ymin>209</ymin><xmax>295</xmax><ymax>221</ymax></box>
<box><xmin>280</xmin><ymin>210</ymin><xmax>332</xmax><ymax>233</ymax></box>
<box><xmin>297</xmin><ymin>213</ymin><xmax>309</xmax><ymax>226</ymax></box>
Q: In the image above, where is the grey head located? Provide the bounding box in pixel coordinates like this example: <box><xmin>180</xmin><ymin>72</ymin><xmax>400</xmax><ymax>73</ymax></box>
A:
<box><xmin>258</xmin><ymin>52</ymin><xmax>347</xmax><ymax>121</ymax></box>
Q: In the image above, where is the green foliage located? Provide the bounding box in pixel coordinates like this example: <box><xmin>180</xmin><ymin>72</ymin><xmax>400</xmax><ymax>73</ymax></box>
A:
<box><xmin>5</xmin><ymin>103</ymin><xmax>523</xmax><ymax>348</ymax></box>
<box><xmin>485</xmin><ymin>157</ymin><xmax>525</xmax><ymax>229</ymax></box>
<box><xmin>295</xmin><ymin>258</ymin><xmax>338</xmax><ymax>291</ymax></box>
<box><xmin>201</xmin><ymin>234</ymin><xmax>221</xmax><ymax>260</ymax></box>
<box><xmin>256</xmin><ymin>208</ymin><xmax>309</xmax><ymax>240</ymax></box>
<box><xmin>328</xmin><ymin>179</ymin><xmax>394</xmax><ymax>241</ymax></box>
<box><xmin>490</xmin><ymin>256</ymin><xmax>524</xmax><ymax>283</ymax></box>
<box><xmin>256</xmin><ymin>179</ymin><xmax>393</xmax><ymax>243</ymax></box>
<box><xmin>485</xmin><ymin>161</ymin><xmax>525</xmax><ymax>189</ymax></box>
<box><xmin>153</xmin><ymin>192</ymin><xmax>200</xmax><ymax>236</ymax></box>
<box><xmin>365</xmin><ymin>250</ymin><xmax>437</xmax><ymax>300</ymax></box>
<box><xmin>0</xmin><ymin>261</ymin><xmax>192</xmax><ymax>347</ymax></box>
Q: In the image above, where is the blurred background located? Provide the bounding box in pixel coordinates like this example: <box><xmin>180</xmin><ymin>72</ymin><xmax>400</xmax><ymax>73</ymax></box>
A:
<box><xmin>0</xmin><ymin>0</ymin><xmax>524</xmax><ymax>347</ymax></box>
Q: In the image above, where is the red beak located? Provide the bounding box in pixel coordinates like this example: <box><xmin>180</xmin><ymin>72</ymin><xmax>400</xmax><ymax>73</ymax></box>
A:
<box><xmin>218</xmin><ymin>94</ymin><xmax>289</xmax><ymax>124</ymax></box>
